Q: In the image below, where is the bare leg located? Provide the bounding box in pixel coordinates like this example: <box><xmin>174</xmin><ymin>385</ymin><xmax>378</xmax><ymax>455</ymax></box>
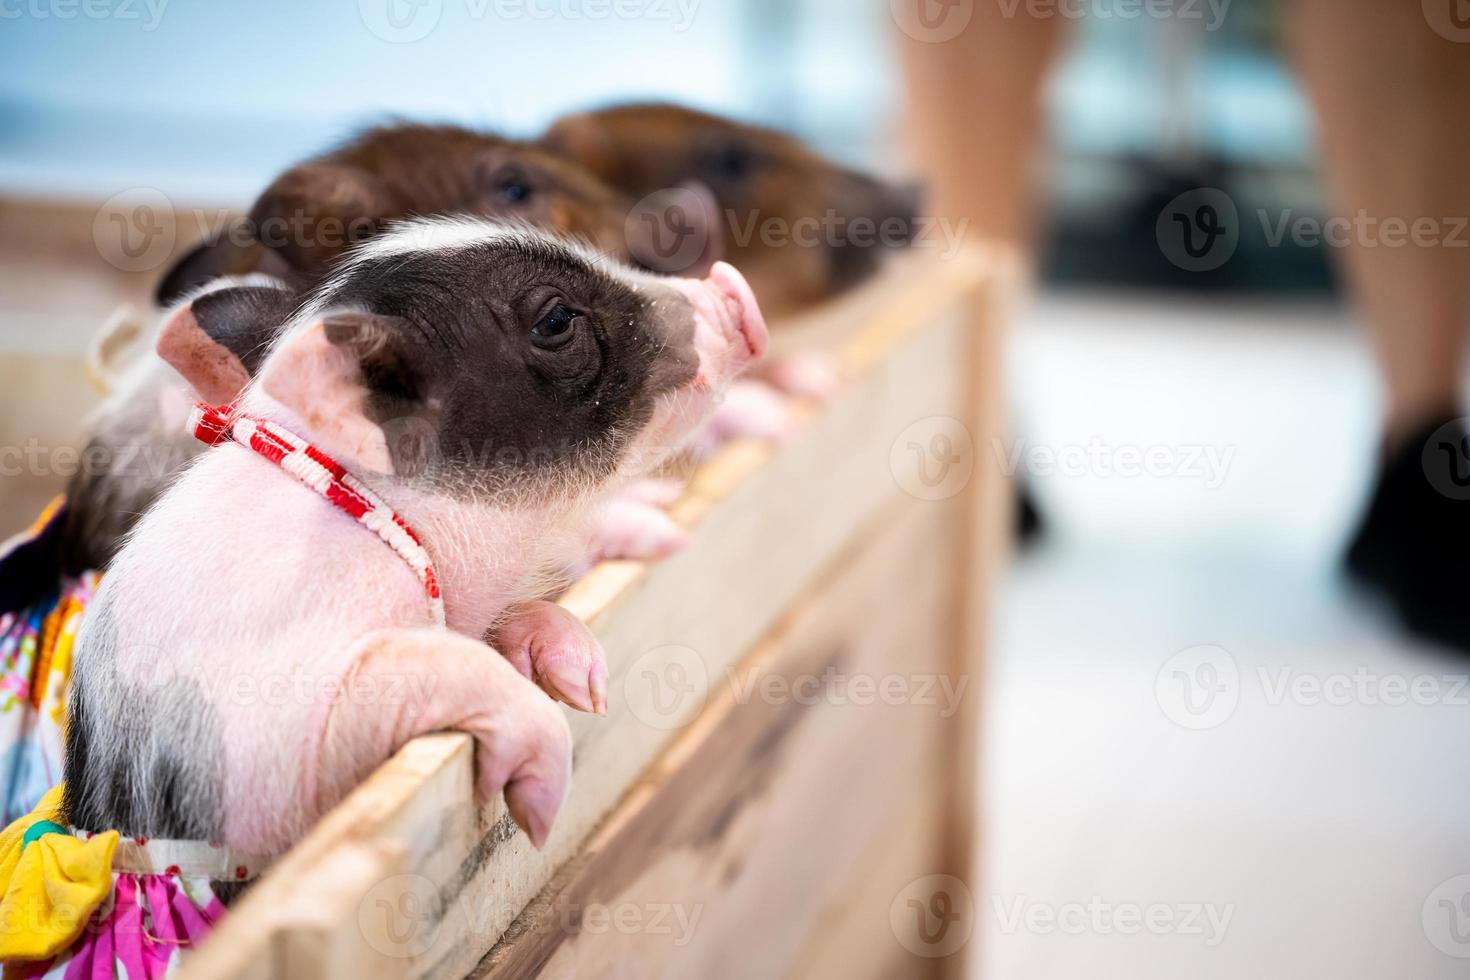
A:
<box><xmin>1290</xmin><ymin>1</ymin><xmax>1470</xmax><ymax>647</ymax></box>
<box><xmin>897</xmin><ymin>0</ymin><xmax>1067</xmax><ymax>262</ymax></box>
<box><xmin>1288</xmin><ymin>0</ymin><xmax>1470</xmax><ymax>445</ymax></box>
<box><xmin>897</xmin><ymin>2</ymin><xmax>1065</xmax><ymax>543</ymax></box>
<box><xmin>315</xmin><ymin>628</ymin><xmax>573</xmax><ymax>847</ymax></box>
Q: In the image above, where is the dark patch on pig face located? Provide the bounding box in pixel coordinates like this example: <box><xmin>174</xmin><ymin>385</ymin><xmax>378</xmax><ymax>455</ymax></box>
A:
<box><xmin>541</xmin><ymin>103</ymin><xmax>921</xmax><ymax>315</ymax></box>
<box><xmin>317</xmin><ymin>229</ymin><xmax>696</xmax><ymax>495</ymax></box>
<box><xmin>187</xmin><ymin>282</ymin><xmax>301</xmax><ymax>377</ymax></box>
<box><xmin>157</xmin><ymin>124</ymin><xmax>633</xmax><ymax>306</ymax></box>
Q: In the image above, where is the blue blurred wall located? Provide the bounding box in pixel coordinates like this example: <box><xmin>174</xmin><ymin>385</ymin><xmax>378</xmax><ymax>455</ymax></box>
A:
<box><xmin>0</xmin><ymin>0</ymin><xmax>895</xmax><ymax>202</ymax></box>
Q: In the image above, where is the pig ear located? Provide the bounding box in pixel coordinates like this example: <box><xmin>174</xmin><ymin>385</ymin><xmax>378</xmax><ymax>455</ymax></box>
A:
<box><xmin>258</xmin><ymin>313</ymin><xmax>417</xmax><ymax>475</ymax></box>
<box><xmin>249</xmin><ymin>163</ymin><xmax>391</xmax><ymax>277</ymax></box>
<box><xmin>155</xmin><ymin>233</ymin><xmax>285</xmax><ymax>306</ymax></box>
<box><xmin>540</xmin><ymin>113</ymin><xmax>615</xmax><ymax>178</ymax></box>
<box><xmin>156</xmin><ymin>284</ymin><xmax>296</xmax><ymax>405</ymax></box>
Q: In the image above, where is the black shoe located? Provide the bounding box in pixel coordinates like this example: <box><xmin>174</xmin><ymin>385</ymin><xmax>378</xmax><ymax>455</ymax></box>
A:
<box><xmin>1017</xmin><ymin>481</ymin><xmax>1044</xmax><ymax>544</ymax></box>
<box><xmin>1346</xmin><ymin>414</ymin><xmax>1470</xmax><ymax>651</ymax></box>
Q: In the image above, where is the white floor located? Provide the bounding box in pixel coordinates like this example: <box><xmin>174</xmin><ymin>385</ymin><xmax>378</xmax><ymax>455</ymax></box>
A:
<box><xmin>982</xmin><ymin>293</ymin><xmax>1470</xmax><ymax>979</ymax></box>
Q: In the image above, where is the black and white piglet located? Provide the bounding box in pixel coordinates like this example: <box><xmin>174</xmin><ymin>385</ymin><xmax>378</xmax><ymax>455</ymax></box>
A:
<box><xmin>64</xmin><ymin>218</ymin><xmax>768</xmax><ymax>854</ymax></box>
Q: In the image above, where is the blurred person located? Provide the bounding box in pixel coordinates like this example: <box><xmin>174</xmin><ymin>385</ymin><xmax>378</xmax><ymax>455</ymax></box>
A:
<box><xmin>899</xmin><ymin>0</ymin><xmax>1470</xmax><ymax>651</ymax></box>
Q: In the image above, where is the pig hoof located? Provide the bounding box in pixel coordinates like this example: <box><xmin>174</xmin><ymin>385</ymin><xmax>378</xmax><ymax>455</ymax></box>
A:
<box><xmin>690</xmin><ymin>379</ymin><xmax>797</xmax><ymax>456</ymax></box>
<box><xmin>591</xmin><ymin>496</ymin><xmax>690</xmax><ymax>562</ymax></box>
<box><xmin>484</xmin><ymin>697</ymin><xmax>573</xmax><ymax>849</ymax></box>
<box><xmin>620</xmin><ymin>476</ymin><xmax>684</xmax><ymax>508</ymax></box>
<box><xmin>493</xmin><ymin>601</ymin><xmax>608</xmax><ymax>714</ymax></box>
<box><xmin>764</xmin><ymin>351</ymin><xmax>841</xmax><ymax>401</ymax></box>
<box><xmin>536</xmin><ymin>643</ymin><xmax>609</xmax><ymax>715</ymax></box>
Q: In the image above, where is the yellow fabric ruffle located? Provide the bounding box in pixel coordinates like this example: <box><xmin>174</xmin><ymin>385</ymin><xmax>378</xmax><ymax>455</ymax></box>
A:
<box><xmin>0</xmin><ymin>785</ymin><xmax>116</xmax><ymax>961</ymax></box>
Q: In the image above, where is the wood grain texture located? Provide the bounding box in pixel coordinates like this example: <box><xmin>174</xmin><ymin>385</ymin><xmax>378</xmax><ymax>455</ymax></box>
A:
<box><xmin>474</xmin><ymin>497</ymin><xmax>964</xmax><ymax>980</ymax></box>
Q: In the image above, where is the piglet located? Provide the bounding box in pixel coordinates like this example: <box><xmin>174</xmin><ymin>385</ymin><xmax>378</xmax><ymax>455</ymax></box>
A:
<box><xmin>63</xmin><ymin>218</ymin><xmax>768</xmax><ymax>855</ymax></box>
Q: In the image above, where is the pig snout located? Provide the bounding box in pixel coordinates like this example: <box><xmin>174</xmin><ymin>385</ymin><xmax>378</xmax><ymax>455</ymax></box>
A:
<box><xmin>826</xmin><ymin>174</ymin><xmax>925</xmax><ymax>292</ymax></box>
<box><xmin>670</xmin><ymin>260</ymin><xmax>769</xmax><ymax>388</ymax></box>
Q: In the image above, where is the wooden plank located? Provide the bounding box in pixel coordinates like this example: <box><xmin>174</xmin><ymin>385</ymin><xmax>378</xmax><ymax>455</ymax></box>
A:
<box><xmin>276</xmin><ymin>839</ymin><xmax>411</xmax><ymax>980</ymax></box>
<box><xmin>787</xmin><ymin>789</ymin><xmax>949</xmax><ymax>980</ymax></box>
<box><xmin>941</xmin><ymin>244</ymin><xmax>1019</xmax><ymax>979</ymax></box>
<box><xmin>474</xmin><ymin>495</ymin><xmax>963</xmax><ymax>979</ymax></box>
<box><xmin>183</xmin><ymin>249</ymin><xmax>1003</xmax><ymax>980</ymax></box>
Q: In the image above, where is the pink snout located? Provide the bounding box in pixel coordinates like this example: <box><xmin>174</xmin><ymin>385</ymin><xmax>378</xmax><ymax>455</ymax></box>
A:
<box><xmin>671</xmin><ymin>260</ymin><xmax>770</xmax><ymax>386</ymax></box>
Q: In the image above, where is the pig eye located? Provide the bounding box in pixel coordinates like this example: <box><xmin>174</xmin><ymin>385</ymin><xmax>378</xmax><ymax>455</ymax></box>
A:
<box><xmin>497</xmin><ymin>173</ymin><xmax>533</xmax><ymax>205</ymax></box>
<box><xmin>708</xmin><ymin>144</ymin><xmax>752</xmax><ymax>181</ymax></box>
<box><xmin>530</xmin><ymin>303</ymin><xmax>580</xmax><ymax>348</ymax></box>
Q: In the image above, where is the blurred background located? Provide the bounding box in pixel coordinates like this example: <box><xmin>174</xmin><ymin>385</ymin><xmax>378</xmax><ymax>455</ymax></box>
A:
<box><xmin>2</xmin><ymin>1</ymin><xmax>1468</xmax><ymax>976</ymax></box>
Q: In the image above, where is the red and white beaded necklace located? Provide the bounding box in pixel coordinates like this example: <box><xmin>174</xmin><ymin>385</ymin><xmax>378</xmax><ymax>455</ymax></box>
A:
<box><xmin>189</xmin><ymin>402</ymin><xmax>445</xmax><ymax>628</ymax></box>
